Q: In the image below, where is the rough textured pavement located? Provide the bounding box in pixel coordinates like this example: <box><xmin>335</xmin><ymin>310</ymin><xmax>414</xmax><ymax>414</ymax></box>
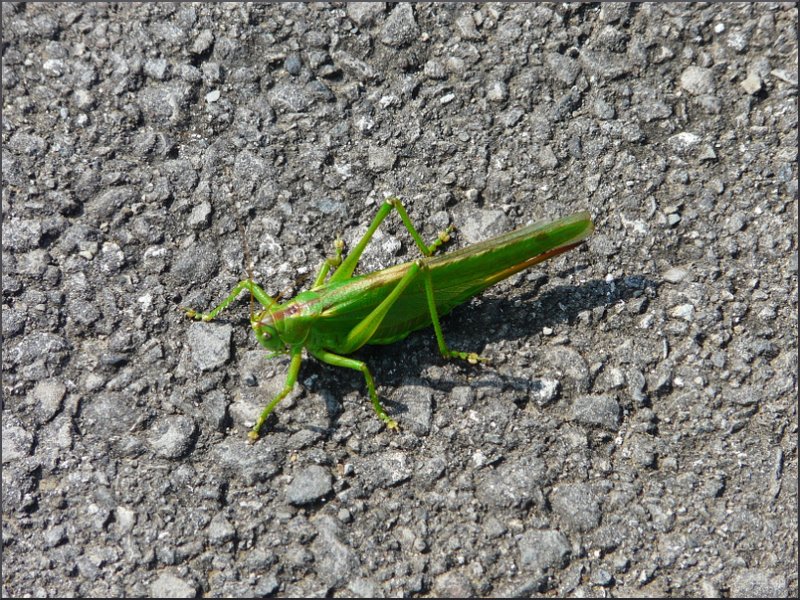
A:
<box><xmin>2</xmin><ymin>3</ymin><xmax>797</xmax><ymax>597</ymax></box>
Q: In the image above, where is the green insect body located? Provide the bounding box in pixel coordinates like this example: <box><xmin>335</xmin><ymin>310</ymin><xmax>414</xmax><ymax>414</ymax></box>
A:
<box><xmin>185</xmin><ymin>198</ymin><xmax>594</xmax><ymax>440</ymax></box>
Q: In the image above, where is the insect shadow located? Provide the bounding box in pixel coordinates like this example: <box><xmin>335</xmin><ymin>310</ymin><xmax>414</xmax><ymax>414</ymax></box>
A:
<box><xmin>307</xmin><ymin>273</ymin><xmax>660</xmax><ymax>422</ymax></box>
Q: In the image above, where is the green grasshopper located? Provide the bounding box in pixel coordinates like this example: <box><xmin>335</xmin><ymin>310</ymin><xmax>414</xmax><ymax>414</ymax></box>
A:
<box><xmin>185</xmin><ymin>197</ymin><xmax>593</xmax><ymax>440</ymax></box>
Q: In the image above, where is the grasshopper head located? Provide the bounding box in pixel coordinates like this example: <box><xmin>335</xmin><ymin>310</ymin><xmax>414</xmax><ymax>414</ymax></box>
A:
<box><xmin>251</xmin><ymin>309</ymin><xmax>288</xmax><ymax>354</ymax></box>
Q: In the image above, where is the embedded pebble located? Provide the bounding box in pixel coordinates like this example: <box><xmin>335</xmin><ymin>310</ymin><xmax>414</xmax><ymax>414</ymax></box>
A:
<box><xmin>2</xmin><ymin>415</ymin><xmax>34</xmax><ymax>463</ymax></box>
<box><xmin>3</xmin><ymin>217</ymin><xmax>44</xmax><ymax>252</ymax></box>
<box><xmin>7</xmin><ymin>132</ymin><xmax>47</xmax><ymax>157</ymax></box>
<box><xmin>500</xmin><ymin>106</ymin><xmax>525</xmax><ymax>127</ymax></box>
<box><xmin>347</xmin><ymin>578</ymin><xmax>383</xmax><ymax>598</ymax></box>
<box><xmin>284</xmin><ymin>53</ymin><xmax>302</xmax><ymax>76</ymax></box>
<box><xmin>187</xmin><ymin>200</ymin><xmax>212</xmax><ymax>230</ymax></box>
<box><xmin>518</xmin><ymin>529</ymin><xmax>571</xmax><ymax>571</ymax></box>
<box><xmin>253</xmin><ymin>574</ymin><xmax>279</xmax><ymax>596</ymax></box>
<box><xmin>396</xmin><ymin>385</ymin><xmax>433</xmax><ymax>434</ymax></box>
<box><xmin>668</xmin><ymin>131</ymin><xmax>700</xmax><ymax>151</ymax></box>
<box><xmin>30</xmin><ymin>379</ymin><xmax>66</xmax><ymax>423</ymax></box>
<box><xmin>148</xmin><ymin>415</ymin><xmax>196</xmax><ymax>459</ymax></box>
<box><xmin>730</xmin><ymin>568</ymin><xmax>787</xmax><ymax>598</ymax></box>
<box><xmin>550</xmin><ymin>482</ymin><xmax>602</xmax><ymax>532</ymax></box>
<box><xmin>44</xmin><ymin>525</ymin><xmax>67</xmax><ymax>548</ymax></box>
<box><xmin>311</xmin><ymin>515</ymin><xmax>360</xmax><ymax>587</ymax></box>
<box><xmin>347</xmin><ymin>2</ymin><xmax>385</xmax><ymax>27</ymax></box>
<box><xmin>286</xmin><ymin>465</ymin><xmax>333</xmax><ymax>505</ymax></box>
<box><xmin>544</xmin><ymin>346</ymin><xmax>590</xmax><ymax>392</ymax></box>
<box><xmin>539</xmin><ymin>145</ymin><xmax>559</xmax><ymax>169</ymax></box>
<box><xmin>546</xmin><ymin>51</ymin><xmax>581</xmax><ymax>86</ymax></box>
<box><xmin>207</xmin><ymin>513</ymin><xmax>236</xmax><ymax>545</ymax></box>
<box><xmin>379</xmin><ymin>3</ymin><xmax>419</xmax><ymax>47</ymax></box>
<box><xmin>486</xmin><ymin>80</ymin><xmax>508</xmax><ymax>102</ymax></box>
<box><xmin>529</xmin><ymin>378</ymin><xmax>560</xmax><ymax>406</ymax></box>
<box><xmin>455</xmin><ymin>13</ymin><xmax>481</xmax><ymax>41</ymax></box>
<box><xmin>424</xmin><ymin>59</ymin><xmax>447</xmax><ymax>80</ymax></box>
<box><xmin>144</xmin><ymin>58</ymin><xmax>168</xmax><ymax>80</ymax></box>
<box><xmin>375</xmin><ymin>451</ymin><xmax>413</xmax><ymax>487</ymax></box>
<box><xmin>149</xmin><ymin>573</ymin><xmax>197</xmax><ymax>599</ymax></box>
<box><xmin>591</xmin><ymin>567</ymin><xmax>614</xmax><ymax>586</ymax></box>
<box><xmin>639</xmin><ymin>98</ymin><xmax>673</xmax><ymax>121</ymax></box>
<box><xmin>200</xmin><ymin>389</ymin><xmax>228</xmax><ymax>432</ymax></box>
<box><xmin>570</xmin><ymin>395</ymin><xmax>621</xmax><ymax>430</ymax></box>
<box><xmin>268</xmin><ymin>81</ymin><xmax>312</xmax><ymax>112</ymax></box>
<box><xmin>170</xmin><ymin>241</ymin><xmax>219</xmax><ymax>286</ymax></box>
<box><xmin>458</xmin><ymin>210</ymin><xmax>510</xmax><ymax>244</ymax></box>
<box><xmin>680</xmin><ymin>66</ymin><xmax>716</xmax><ymax>95</ymax></box>
<box><xmin>368</xmin><ymin>145</ymin><xmax>396</xmax><ymax>172</ymax></box>
<box><xmin>629</xmin><ymin>435</ymin><xmax>657</xmax><ymax>468</ymax></box>
<box><xmin>191</xmin><ymin>29</ymin><xmax>214</xmax><ymax>55</ymax></box>
<box><xmin>770</xmin><ymin>69</ymin><xmax>797</xmax><ymax>85</ymax></box>
<box><xmin>593</xmin><ymin>97</ymin><xmax>615</xmax><ymax>120</ymax></box>
<box><xmin>187</xmin><ymin>322</ymin><xmax>232</xmax><ymax>372</ymax></box>
<box><xmin>433</xmin><ymin>570</ymin><xmax>475</xmax><ymax>597</ymax></box>
<box><xmin>115</xmin><ymin>506</ymin><xmax>137</xmax><ymax>534</ymax></box>
<box><xmin>741</xmin><ymin>71</ymin><xmax>763</xmax><ymax>95</ymax></box>
<box><xmin>2</xmin><ymin>307</ymin><xmax>25</xmax><ymax>338</ymax></box>
<box><xmin>627</xmin><ymin>369</ymin><xmax>647</xmax><ymax>404</ymax></box>
<box><xmin>333</xmin><ymin>51</ymin><xmax>376</xmax><ymax>82</ymax></box>
<box><xmin>10</xmin><ymin>332</ymin><xmax>69</xmax><ymax>381</ymax></box>
<box><xmin>211</xmin><ymin>437</ymin><xmax>280</xmax><ymax>485</ymax></box>
<box><xmin>662</xmin><ymin>266</ymin><xmax>689</xmax><ymax>283</ymax></box>
<box><xmin>474</xmin><ymin>455</ymin><xmax>546</xmax><ymax>509</ymax></box>
<box><xmin>670</xmin><ymin>303</ymin><xmax>695</xmax><ymax>321</ymax></box>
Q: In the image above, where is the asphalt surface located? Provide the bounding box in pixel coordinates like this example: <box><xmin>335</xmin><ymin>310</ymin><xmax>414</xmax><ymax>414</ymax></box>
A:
<box><xmin>2</xmin><ymin>3</ymin><xmax>797</xmax><ymax>597</ymax></box>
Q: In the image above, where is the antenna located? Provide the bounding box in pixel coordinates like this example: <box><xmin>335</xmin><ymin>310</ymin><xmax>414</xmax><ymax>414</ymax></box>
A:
<box><xmin>239</xmin><ymin>222</ymin><xmax>255</xmax><ymax>322</ymax></box>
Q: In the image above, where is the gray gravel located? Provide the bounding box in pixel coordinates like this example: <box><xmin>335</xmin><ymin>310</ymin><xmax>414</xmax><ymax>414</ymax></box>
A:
<box><xmin>2</xmin><ymin>3</ymin><xmax>797</xmax><ymax>597</ymax></box>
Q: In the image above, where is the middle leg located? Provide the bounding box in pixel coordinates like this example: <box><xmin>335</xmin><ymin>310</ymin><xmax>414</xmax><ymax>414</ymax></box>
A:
<box><xmin>311</xmin><ymin>348</ymin><xmax>398</xmax><ymax>429</ymax></box>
